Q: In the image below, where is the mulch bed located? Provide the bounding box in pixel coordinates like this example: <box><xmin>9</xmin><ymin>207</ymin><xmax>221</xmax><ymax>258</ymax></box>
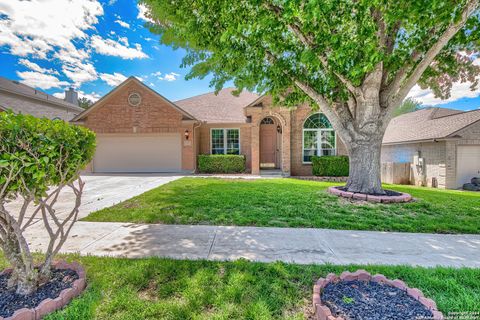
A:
<box><xmin>335</xmin><ymin>186</ymin><xmax>402</xmax><ymax>197</ymax></box>
<box><xmin>321</xmin><ymin>280</ymin><xmax>433</xmax><ymax>320</ymax></box>
<box><xmin>0</xmin><ymin>268</ymin><xmax>79</xmax><ymax>318</ymax></box>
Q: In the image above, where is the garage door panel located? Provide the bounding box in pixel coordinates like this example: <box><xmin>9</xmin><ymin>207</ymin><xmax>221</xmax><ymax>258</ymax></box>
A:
<box><xmin>94</xmin><ymin>134</ymin><xmax>182</xmax><ymax>173</ymax></box>
<box><xmin>456</xmin><ymin>145</ymin><xmax>480</xmax><ymax>188</ymax></box>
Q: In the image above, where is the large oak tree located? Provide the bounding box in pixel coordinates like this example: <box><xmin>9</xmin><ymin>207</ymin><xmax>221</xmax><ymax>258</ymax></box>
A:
<box><xmin>142</xmin><ymin>0</ymin><xmax>480</xmax><ymax>194</ymax></box>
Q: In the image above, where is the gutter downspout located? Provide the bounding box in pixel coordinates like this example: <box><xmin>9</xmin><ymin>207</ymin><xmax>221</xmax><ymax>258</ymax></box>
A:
<box><xmin>192</xmin><ymin>121</ymin><xmax>203</xmax><ymax>173</ymax></box>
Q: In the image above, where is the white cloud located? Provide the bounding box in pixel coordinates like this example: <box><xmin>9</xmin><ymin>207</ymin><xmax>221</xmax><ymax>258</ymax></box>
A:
<box><xmin>0</xmin><ymin>0</ymin><xmax>103</xmax><ymax>59</ymax></box>
<box><xmin>152</xmin><ymin>72</ymin><xmax>180</xmax><ymax>82</ymax></box>
<box><xmin>18</xmin><ymin>58</ymin><xmax>59</xmax><ymax>75</ymax></box>
<box><xmin>90</xmin><ymin>35</ymin><xmax>148</xmax><ymax>59</ymax></box>
<box><xmin>137</xmin><ymin>4</ymin><xmax>154</xmax><ymax>23</ymax></box>
<box><xmin>62</xmin><ymin>62</ymin><xmax>98</xmax><ymax>87</ymax></box>
<box><xmin>0</xmin><ymin>0</ymin><xmax>103</xmax><ymax>87</ymax></box>
<box><xmin>115</xmin><ymin>20</ymin><xmax>130</xmax><ymax>29</ymax></box>
<box><xmin>118</xmin><ymin>36</ymin><xmax>129</xmax><ymax>46</ymax></box>
<box><xmin>408</xmin><ymin>81</ymin><xmax>480</xmax><ymax>106</ymax></box>
<box><xmin>53</xmin><ymin>90</ymin><xmax>101</xmax><ymax>102</ymax></box>
<box><xmin>17</xmin><ymin>71</ymin><xmax>69</xmax><ymax>90</ymax></box>
<box><xmin>99</xmin><ymin>72</ymin><xmax>128</xmax><ymax>86</ymax></box>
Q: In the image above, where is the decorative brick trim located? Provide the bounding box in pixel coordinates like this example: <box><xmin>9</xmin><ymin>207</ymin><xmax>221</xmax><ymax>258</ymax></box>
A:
<box><xmin>313</xmin><ymin>270</ymin><xmax>444</xmax><ymax>320</ymax></box>
<box><xmin>294</xmin><ymin>176</ymin><xmax>349</xmax><ymax>182</ymax></box>
<box><xmin>327</xmin><ymin>186</ymin><xmax>412</xmax><ymax>203</ymax></box>
<box><xmin>0</xmin><ymin>261</ymin><xmax>87</xmax><ymax>320</ymax></box>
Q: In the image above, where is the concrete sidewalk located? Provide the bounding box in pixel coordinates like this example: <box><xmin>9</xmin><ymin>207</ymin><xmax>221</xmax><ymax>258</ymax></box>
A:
<box><xmin>24</xmin><ymin>221</ymin><xmax>480</xmax><ymax>268</ymax></box>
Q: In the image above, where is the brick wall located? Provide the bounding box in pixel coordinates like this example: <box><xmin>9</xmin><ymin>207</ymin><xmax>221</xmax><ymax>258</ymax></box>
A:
<box><xmin>0</xmin><ymin>91</ymin><xmax>79</xmax><ymax>121</ymax></box>
<box><xmin>290</xmin><ymin>105</ymin><xmax>348</xmax><ymax>176</ymax></box>
<box><xmin>81</xmin><ymin>80</ymin><xmax>195</xmax><ymax>171</ymax></box>
<box><xmin>197</xmin><ymin>123</ymin><xmax>252</xmax><ymax>172</ymax></box>
<box><xmin>381</xmin><ymin>142</ymin><xmax>447</xmax><ymax>188</ymax></box>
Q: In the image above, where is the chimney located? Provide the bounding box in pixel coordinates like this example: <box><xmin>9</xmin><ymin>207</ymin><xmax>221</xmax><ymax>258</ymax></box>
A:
<box><xmin>64</xmin><ymin>87</ymin><xmax>79</xmax><ymax>105</ymax></box>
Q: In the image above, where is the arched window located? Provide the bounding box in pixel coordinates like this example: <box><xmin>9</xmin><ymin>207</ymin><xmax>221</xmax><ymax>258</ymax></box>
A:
<box><xmin>260</xmin><ymin>117</ymin><xmax>275</xmax><ymax>124</ymax></box>
<box><xmin>303</xmin><ymin>113</ymin><xmax>336</xmax><ymax>163</ymax></box>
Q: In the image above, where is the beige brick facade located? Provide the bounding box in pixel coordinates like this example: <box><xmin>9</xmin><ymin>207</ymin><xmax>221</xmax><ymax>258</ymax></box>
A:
<box><xmin>381</xmin><ymin>120</ymin><xmax>480</xmax><ymax>189</ymax></box>
<box><xmin>78</xmin><ymin>79</ymin><xmax>196</xmax><ymax>172</ymax></box>
<box><xmin>77</xmin><ymin>79</ymin><xmax>349</xmax><ymax>175</ymax></box>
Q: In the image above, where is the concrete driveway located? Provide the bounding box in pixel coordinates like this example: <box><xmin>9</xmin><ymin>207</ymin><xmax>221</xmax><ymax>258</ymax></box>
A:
<box><xmin>5</xmin><ymin>174</ymin><xmax>183</xmax><ymax>220</ymax></box>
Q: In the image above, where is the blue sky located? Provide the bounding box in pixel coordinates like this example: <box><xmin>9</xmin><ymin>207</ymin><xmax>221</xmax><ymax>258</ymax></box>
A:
<box><xmin>0</xmin><ymin>0</ymin><xmax>479</xmax><ymax>110</ymax></box>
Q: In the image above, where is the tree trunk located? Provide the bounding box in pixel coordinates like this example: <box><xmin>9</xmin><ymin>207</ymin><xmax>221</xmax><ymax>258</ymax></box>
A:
<box><xmin>345</xmin><ymin>137</ymin><xmax>384</xmax><ymax>195</ymax></box>
<box><xmin>2</xmin><ymin>231</ymin><xmax>39</xmax><ymax>295</ymax></box>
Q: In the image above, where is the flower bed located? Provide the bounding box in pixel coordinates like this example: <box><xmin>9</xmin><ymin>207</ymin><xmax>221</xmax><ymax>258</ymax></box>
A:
<box><xmin>327</xmin><ymin>186</ymin><xmax>412</xmax><ymax>203</ymax></box>
<box><xmin>313</xmin><ymin>270</ymin><xmax>443</xmax><ymax>320</ymax></box>
<box><xmin>0</xmin><ymin>261</ymin><xmax>86</xmax><ymax>320</ymax></box>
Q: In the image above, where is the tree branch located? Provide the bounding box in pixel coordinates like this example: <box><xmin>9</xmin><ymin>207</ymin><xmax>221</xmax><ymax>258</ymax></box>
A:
<box><xmin>264</xmin><ymin>3</ymin><xmax>361</xmax><ymax>97</ymax></box>
<box><xmin>388</xmin><ymin>0</ymin><xmax>479</xmax><ymax>109</ymax></box>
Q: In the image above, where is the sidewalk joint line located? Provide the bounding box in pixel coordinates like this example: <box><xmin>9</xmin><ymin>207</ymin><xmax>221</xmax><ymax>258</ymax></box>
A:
<box><xmin>207</xmin><ymin>227</ymin><xmax>218</xmax><ymax>259</ymax></box>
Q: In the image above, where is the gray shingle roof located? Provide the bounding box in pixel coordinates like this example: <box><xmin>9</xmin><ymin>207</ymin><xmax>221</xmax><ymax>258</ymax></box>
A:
<box><xmin>383</xmin><ymin>107</ymin><xmax>480</xmax><ymax>144</ymax></box>
<box><xmin>0</xmin><ymin>77</ymin><xmax>83</xmax><ymax>111</ymax></box>
<box><xmin>175</xmin><ymin>88</ymin><xmax>259</xmax><ymax>123</ymax></box>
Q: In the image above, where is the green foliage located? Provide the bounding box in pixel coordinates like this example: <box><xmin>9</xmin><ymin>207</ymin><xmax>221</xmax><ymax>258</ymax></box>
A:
<box><xmin>393</xmin><ymin>98</ymin><xmax>422</xmax><ymax>117</ymax></box>
<box><xmin>312</xmin><ymin>156</ymin><xmax>349</xmax><ymax>177</ymax></box>
<box><xmin>78</xmin><ymin>97</ymin><xmax>93</xmax><ymax>109</ymax></box>
<box><xmin>198</xmin><ymin>154</ymin><xmax>246</xmax><ymax>173</ymax></box>
<box><xmin>141</xmin><ymin>0</ymin><xmax>480</xmax><ymax>106</ymax></box>
<box><xmin>342</xmin><ymin>296</ymin><xmax>354</xmax><ymax>304</ymax></box>
<box><xmin>0</xmin><ymin>112</ymin><xmax>96</xmax><ymax>200</ymax></box>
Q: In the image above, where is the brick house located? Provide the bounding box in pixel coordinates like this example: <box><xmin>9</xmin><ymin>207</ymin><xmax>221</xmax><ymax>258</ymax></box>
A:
<box><xmin>0</xmin><ymin>76</ymin><xmax>83</xmax><ymax>121</ymax></box>
<box><xmin>381</xmin><ymin>108</ymin><xmax>480</xmax><ymax>189</ymax></box>
<box><xmin>72</xmin><ymin>76</ymin><xmax>348</xmax><ymax>175</ymax></box>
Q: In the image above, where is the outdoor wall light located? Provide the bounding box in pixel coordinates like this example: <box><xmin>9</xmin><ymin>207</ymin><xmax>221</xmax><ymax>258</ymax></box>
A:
<box><xmin>277</xmin><ymin>125</ymin><xmax>282</xmax><ymax>134</ymax></box>
<box><xmin>184</xmin><ymin>129</ymin><xmax>190</xmax><ymax>140</ymax></box>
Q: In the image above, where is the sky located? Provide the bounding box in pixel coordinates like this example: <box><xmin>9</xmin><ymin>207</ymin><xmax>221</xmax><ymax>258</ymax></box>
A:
<box><xmin>0</xmin><ymin>0</ymin><xmax>479</xmax><ymax>110</ymax></box>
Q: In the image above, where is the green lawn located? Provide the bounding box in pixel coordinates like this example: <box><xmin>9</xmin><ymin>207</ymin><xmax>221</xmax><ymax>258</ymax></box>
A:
<box><xmin>84</xmin><ymin>177</ymin><xmax>480</xmax><ymax>234</ymax></box>
<box><xmin>0</xmin><ymin>255</ymin><xmax>477</xmax><ymax>319</ymax></box>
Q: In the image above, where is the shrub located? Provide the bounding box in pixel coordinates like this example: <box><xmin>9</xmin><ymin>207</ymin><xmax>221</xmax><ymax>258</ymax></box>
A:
<box><xmin>0</xmin><ymin>112</ymin><xmax>96</xmax><ymax>295</ymax></box>
<box><xmin>198</xmin><ymin>154</ymin><xmax>246</xmax><ymax>173</ymax></box>
<box><xmin>312</xmin><ymin>155</ymin><xmax>349</xmax><ymax>177</ymax></box>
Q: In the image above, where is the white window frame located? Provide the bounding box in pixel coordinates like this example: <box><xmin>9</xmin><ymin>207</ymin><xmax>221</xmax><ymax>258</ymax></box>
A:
<box><xmin>210</xmin><ymin>128</ymin><xmax>241</xmax><ymax>155</ymax></box>
<box><xmin>302</xmin><ymin>114</ymin><xmax>337</xmax><ymax>164</ymax></box>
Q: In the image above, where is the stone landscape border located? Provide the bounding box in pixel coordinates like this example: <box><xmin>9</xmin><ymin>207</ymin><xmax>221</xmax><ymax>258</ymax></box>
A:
<box><xmin>312</xmin><ymin>269</ymin><xmax>444</xmax><ymax>320</ymax></box>
<box><xmin>0</xmin><ymin>261</ymin><xmax>86</xmax><ymax>320</ymax></box>
<box><xmin>327</xmin><ymin>186</ymin><xmax>412</xmax><ymax>203</ymax></box>
<box><xmin>294</xmin><ymin>176</ymin><xmax>349</xmax><ymax>183</ymax></box>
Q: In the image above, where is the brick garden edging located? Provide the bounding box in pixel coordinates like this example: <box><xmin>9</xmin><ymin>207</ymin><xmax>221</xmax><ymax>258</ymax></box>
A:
<box><xmin>327</xmin><ymin>186</ymin><xmax>412</xmax><ymax>203</ymax></box>
<box><xmin>0</xmin><ymin>261</ymin><xmax>86</xmax><ymax>320</ymax></box>
<box><xmin>313</xmin><ymin>270</ymin><xmax>444</xmax><ymax>320</ymax></box>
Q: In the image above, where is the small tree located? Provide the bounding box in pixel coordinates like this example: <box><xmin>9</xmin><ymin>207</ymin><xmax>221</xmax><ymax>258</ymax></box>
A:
<box><xmin>393</xmin><ymin>98</ymin><xmax>422</xmax><ymax>117</ymax></box>
<box><xmin>142</xmin><ymin>0</ymin><xmax>480</xmax><ymax>194</ymax></box>
<box><xmin>0</xmin><ymin>112</ymin><xmax>95</xmax><ymax>295</ymax></box>
<box><xmin>78</xmin><ymin>97</ymin><xmax>93</xmax><ymax>109</ymax></box>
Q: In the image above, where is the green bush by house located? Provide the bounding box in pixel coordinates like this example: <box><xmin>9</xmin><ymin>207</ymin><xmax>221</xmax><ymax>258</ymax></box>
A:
<box><xmin>312</xmin><ymin>155</ymin><xmax>349</xmax><ymax>177</ymax></box>
<box><xmin>198</xmin><ymin>154</ymin><xmax>246</xmax><ymax>173</ymax></box>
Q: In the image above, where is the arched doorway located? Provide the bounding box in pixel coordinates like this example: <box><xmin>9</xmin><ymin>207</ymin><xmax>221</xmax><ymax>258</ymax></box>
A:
<box><xmin>260</xmin><ymin>116</ymin><xmax>282</xmax><ymax>169</ymax></box>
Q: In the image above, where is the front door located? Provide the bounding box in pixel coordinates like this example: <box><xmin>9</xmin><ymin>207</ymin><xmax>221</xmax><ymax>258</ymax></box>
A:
<box><xmin>260</xmin><ymin>120</ymin><xmax>277</xmax><ymax>167</ymax></box>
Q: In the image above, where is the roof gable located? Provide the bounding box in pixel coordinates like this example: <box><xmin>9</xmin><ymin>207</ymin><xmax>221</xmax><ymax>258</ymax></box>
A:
<box><xmin>72</xmin><ymin>77</ymin><xmax>196</xmax><ymax>122</ymax></box>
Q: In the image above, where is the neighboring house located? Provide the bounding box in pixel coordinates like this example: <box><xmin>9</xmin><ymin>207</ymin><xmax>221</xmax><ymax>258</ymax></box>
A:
<box><xmin>382</xmin><ymin>108</ymin><xmax>480</xmax><ymax>189</ymax></box>
<box><xmin>0</xmin><ymin>76</ymin><xmax>83</xmax><ymax>121</ymax></box>
<box><xmin>71</xmin><ymin>77</ymin><xmax>347</xmax><ymax>175</ymax></box>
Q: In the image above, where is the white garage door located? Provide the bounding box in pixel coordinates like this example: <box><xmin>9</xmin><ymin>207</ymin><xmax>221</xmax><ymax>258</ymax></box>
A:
<box><xmin>94</xmin><ymin>134</ymin><xmax>182</xmax><ymax>173</ymax></box>
<box><xmin>456</xmin><ymin>145</ymin><xmax>480</xmax><ymax>188</ymax></box>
